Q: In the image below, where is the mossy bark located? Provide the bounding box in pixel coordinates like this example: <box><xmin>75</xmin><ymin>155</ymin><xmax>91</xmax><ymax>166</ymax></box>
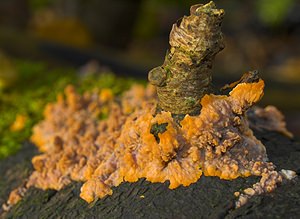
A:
<box><xmin>148</xmin><ymin>2</ymin><xmax>225</xmax><ymax>115</ymax></box>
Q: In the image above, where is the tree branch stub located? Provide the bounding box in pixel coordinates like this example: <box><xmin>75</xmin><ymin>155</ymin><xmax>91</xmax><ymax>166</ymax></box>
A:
<box><xmin>148</xmin><ymin>1</ymin><xmax>225</xmax><ymax>115</ymax></box>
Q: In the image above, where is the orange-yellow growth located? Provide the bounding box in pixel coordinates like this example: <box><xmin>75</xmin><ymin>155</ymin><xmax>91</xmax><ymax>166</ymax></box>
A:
<box><xmin>6</xmin><ymin>80</ymin><xmax>285</xmax><ymax>207</ymax></box>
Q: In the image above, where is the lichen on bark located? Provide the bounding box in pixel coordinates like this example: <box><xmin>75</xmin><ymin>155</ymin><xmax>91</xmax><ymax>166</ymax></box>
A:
<box><xmin>148</xmin><ymin>1</ymin><xmax>225</xmax><ymax>115</ymax></box>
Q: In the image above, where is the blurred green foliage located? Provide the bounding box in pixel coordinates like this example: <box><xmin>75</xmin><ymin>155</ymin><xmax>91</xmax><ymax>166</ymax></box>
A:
<box><xmin>0</xmin><ymin>53</ymin><xmax>17</xmax><ymax>90</ymax></box>
<box><xmin>256</xmin><ymin>0</ymin><xmax>295</xmax><ymax>26</ymax></box>
<box><xmin>0</xmin><ymin>60</ymin><xmax>138</xmax><ymax>159</ymax></box>
<box><xmin>29</xmin><ymin>0</ymin><xmax>53</xmax><ymax>11</ymax></box>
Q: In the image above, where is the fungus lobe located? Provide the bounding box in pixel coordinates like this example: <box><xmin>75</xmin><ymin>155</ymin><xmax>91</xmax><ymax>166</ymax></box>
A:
<box><xmin>3</xmin><ymin>2</ymin><xmax>296</xmax><ymax>211</ymax></box>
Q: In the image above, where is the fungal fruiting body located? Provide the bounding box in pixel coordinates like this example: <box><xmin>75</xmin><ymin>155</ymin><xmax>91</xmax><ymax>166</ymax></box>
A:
<box><xmin>4</xmin><ymin>1</ymin><xmax>296</xmax><ymax>211</ymax></box>
<box><xmin>247</xmin><ymin>105</ymin><xmax>293</xmax><ymax>138</ymax></box>
<box><xmin>5</xmin><ymin>76</ymin><xmax>295</xmax><ymax>208</ymax></box>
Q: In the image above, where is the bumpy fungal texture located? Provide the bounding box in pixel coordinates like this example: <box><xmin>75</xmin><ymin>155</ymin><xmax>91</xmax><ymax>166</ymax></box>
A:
<box><xmin>10</xmin><ymin>114</ymin><xmax>27</xmax><ymax>132</ymax></box>
<box><xmin>4</xmin><ymin>2</ymin><xmax>296</xmax><ymax>211</ymax></box>
<box><xmin>5</xmin><ymin>78</ymin><xmax>291</xmax><ymax>208</ymax></box>
<box><xmin>247</xmin><ymin>106</ymin><xmax>293</xmax><ymax>138</ymax></box>
<box><xmin>148</xmin><ymin>2</ymin><xmax>225</xmax><ymax>115</ymax></box>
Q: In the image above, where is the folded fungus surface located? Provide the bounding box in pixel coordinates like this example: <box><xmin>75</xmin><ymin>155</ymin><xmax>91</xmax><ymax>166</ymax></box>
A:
<box><xmin>5</xmin><ymin>79</ymin><xmax>294</xmax><ymax>209</ymax></box>
<box><xmin>3</xmin><ymin>1</ymin><xmax>296</xmax><ymax>211</ymax></box>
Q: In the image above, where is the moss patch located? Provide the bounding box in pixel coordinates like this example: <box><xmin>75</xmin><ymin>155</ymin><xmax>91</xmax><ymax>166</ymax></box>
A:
<box><xmin>150</xmin><ymin>122</ymin><xmax>168</xmax><ymax>143</ymax></box>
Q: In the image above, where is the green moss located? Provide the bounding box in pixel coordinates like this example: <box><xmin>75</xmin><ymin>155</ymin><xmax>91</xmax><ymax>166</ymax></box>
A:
<box><xmin>185</xmin><ymin>97</ymin><xmax>196</xmax><ymax>107</ymax></box>
<box><xmin>0</xmin><ymin>60</ymin><xmax>140</xmax><ymax>159</ymax></box>
<box><xmin>164</xmin><ymin>66</ymin><xmax>172</xmax><ymax>79</ymax></box>
<box><xmin>150</xmin><ymin>122</ymin><xmax>168</xmax><ymax>143</ymax></box>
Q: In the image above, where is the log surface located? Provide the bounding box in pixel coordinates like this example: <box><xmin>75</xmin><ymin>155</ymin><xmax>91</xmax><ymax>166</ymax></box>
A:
<box><xmin>0</xmin><ymin>130</ymin><xmax>300</xmax><ymax>219</ymax></box>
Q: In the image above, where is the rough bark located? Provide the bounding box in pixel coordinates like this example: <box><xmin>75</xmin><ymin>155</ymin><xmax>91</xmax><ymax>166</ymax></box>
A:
<box><xmin>148</xmin><ymin>2</ymin><xmax>225</xmax><ymax>115</ymax></box>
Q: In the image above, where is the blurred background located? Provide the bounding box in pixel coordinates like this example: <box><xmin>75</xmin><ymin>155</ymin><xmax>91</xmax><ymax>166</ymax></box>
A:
<box><xmin>0</xmin><ymin>0</ymin><xmax>299</xmax><ymax>137</ymax></box>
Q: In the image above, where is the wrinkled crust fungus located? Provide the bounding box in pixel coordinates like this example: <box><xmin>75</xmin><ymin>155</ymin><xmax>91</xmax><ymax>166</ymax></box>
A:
<box><xmin>5</xmin><ymin>78</ymin><xmax>295</xmax><ymax>209</ymax></box>
<box><xmin>3</xmin><ymin>1</ymin><xmax>296</xmax><ymax>211</ymax></box>
<box><xmin>247</xmin><ymin>105</ymin><xmax>293</xmax><ymax>138</ymax></box>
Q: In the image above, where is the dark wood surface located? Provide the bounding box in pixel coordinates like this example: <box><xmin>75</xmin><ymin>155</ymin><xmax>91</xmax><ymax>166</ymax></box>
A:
<box><xmin>0</xmin><ymin>129</ymin><xmax>299</xmax><ymax>219</ymax></box>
